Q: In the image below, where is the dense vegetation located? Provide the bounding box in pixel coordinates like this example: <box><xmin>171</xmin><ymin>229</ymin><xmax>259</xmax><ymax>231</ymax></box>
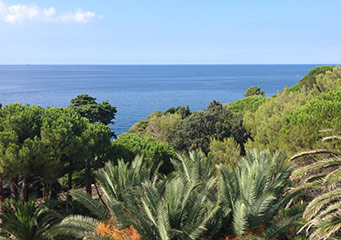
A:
<box><xmin>0</xmin><ymin>65</ymin><xmax>340</xmax><ymax>239</ymax></box>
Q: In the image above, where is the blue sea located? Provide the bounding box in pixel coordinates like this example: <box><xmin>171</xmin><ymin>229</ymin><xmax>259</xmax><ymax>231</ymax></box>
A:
<box><xmin>0</xmin><ymin>64</ymin><xmax>322</xmax><ymax>135</ymax></box>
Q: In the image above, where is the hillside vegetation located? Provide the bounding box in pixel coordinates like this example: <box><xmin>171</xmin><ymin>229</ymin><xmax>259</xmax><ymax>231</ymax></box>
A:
<box><xmin>0</xmin><ymin>66</ymin><xmax>340</xmax><ymax>240</ymax></box>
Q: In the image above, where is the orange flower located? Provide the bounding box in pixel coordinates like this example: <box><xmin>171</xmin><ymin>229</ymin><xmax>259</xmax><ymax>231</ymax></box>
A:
<box><xmin>96</xmin><ymin>222</ymin><xmax>112</xmax><ymax>237</ymax></box>
<box><xmin>96</xmin><ymin>220</ymin><xmax>141</xmax><ymax>240</ymax></box>
<box><xmin>111</xmin><ymin>228</ymin><xmax>124</xmax><ymax>239</ymax></box>
<box><xmin>127</xmin><ymin>226</ymin><xmax>141</xmax><ymax>240</ymax></box>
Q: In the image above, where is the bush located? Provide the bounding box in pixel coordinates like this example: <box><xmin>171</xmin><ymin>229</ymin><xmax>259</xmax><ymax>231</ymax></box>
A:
<box><xmin>227</xmin><ymin>95</ymin><xmax>267</xmax><ymax>114</ymax></box>
<box><xmin>244</xmin><ymin>86</ymin><xmax>265</xmax><ymax>97</ymax></box>
<box><xmin>289</xmin><ymin>65</ymin><xmax>334</xmax><ymax>92</ymax></box>
<box><xmin>112</xmin><ymin>133</ymin><xmax>175</xmax><ymax>174</ymax></box>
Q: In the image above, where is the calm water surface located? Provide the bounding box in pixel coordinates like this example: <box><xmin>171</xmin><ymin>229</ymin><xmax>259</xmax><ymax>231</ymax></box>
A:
<box><xmin>0</xmin><ymin>65</ymin><xmax>321</xmax><ymax>135</ymax></box>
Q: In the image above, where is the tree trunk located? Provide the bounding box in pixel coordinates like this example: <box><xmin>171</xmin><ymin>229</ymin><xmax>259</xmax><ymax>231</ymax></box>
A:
<box><xmin>85</xmin><ymin>159</ymin><xmax>92</xmax><ymax>196</ymax></box>
<box><xmin>10</xmin><ymin>177</ymin><xmax>18</xmax><ymax>200</ymax></box>
<box><xmin>0</xmin><ymin>180</ymin><xmax>3</xmax><ymax>224</ymax></box>
<box><xmin>50</xmin><ymin>183</ymin><xmax>58</xmax><ymax>200</ymax></box>
<box><xmin>0</xmin><ymin>180</ymin><xmax>4</xmax><ymax>205</ymax></box>
<box><xmin>21</xmin><ymin>177</ymin><xmax>29</xmax><ymax>202</ymax></box>
<box><xmin>67</xmin><ymin>170</ymin><xmax>73</xmax><ymax>201</ymax></box>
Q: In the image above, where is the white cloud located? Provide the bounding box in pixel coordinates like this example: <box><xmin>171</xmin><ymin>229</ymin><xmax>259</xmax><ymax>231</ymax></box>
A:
<box><xmin>0</xmin><ymin>1</ymin><xmax>98</xmax><ymax>24</ymax></box>
<box><xmin>59</xmin><ymin>9</ymin><xmax>96</xmax><ymax>23</ymax></box>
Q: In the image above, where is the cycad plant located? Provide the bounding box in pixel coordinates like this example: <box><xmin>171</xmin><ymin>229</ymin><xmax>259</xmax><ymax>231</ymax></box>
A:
<box><xmin>52</xmin><ymin>152</ymin><xmax>219</xmax><ymax>240</ymax></box>
<box><xmin>0</xmin><ymin>200</ymin><xmax>61</xmax><ymax>240</ymax></box>
<box><xmin>130</xmin><ymin>149</ymin><xmax>219</xmax><ymax>240</ymax></box>
<box><xmin>53</xmin><ymin>149</ymin><xmax>298</xmax><ymax>240</ymax></box>
<box><xmin>173</xmin><ymin>150</ymin><xmax>225</xmax><ymax>239</ymax></box>
<box><xmin>217</xmin><ymin>150</ymin><xmax>298</xmax><ymax>239</ymax></box>
<box><xmin>290</xmin><ymin>136</ymin><xmax>341</xmax><ymax>240</ymax></box>
<box><xmin>52</xmin><ymin>151</ymin><xmax>220</xmax><ymax>240</ymax></box>
<box><xmin>51</xmin><ymin>155</ymin><xmax>151</xmax><ymax>239</ymax></box>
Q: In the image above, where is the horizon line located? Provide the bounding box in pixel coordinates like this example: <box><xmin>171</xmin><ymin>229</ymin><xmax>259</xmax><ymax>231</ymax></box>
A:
<box><xmin>0</xmin><ymin>63</ymin><xmax>338</xmax><ymax>66</ymax></box>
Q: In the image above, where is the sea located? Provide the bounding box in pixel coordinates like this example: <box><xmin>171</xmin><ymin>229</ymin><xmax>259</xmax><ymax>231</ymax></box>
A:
<box><xmin>0</xmin><ymin>64</ymin><xmax>323</xmax><ymax>135</ymax></box>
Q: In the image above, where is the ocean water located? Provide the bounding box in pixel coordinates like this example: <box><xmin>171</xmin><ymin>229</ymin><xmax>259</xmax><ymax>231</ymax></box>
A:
<box><xmin>0</xmin><ymin>64</ymin><xmax>320</xmax><ymax>135</ymax></box>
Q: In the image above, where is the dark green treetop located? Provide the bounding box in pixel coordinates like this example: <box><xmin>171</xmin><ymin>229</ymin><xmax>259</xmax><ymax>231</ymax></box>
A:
<box><xmin>165</xmin><ymin>105</ymin><xmax>191</xmax><ymax>119</ymax></box>
<box><xmin>70</xmin><ymin>94</ymin><xmax>117</xmax><ymax>125</ymax></box>
<box><xmin>244</xmin><ymin>86</ymin><xmax>265</xmax><ymax>97</ymax></box>
<box><xmin>167</xmin><ymin>100</ymin><xmax>249</xmax><ymax>154</ymax></box>
<box><xmin>227</xmin><ymin>95</ymin><xmax>267</xmax><ymax>114</ymax></box>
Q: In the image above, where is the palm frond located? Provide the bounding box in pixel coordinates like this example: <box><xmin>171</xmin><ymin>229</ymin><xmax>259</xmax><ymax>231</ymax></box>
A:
<box><xmin>70</xmin><ymin>189</ymin><xmax>110</xmax><ymax>220</ymax></box>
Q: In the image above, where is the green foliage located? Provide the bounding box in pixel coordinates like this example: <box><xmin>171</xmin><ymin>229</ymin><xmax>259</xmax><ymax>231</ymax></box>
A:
<box><xmin>0</xmin><ymin>200</ymin><xmax>61</xmax><ymax>240</ymax></box>
<box><xmin>167</xmin><ymin>100</ymin><xmax>249</xmax><ymax>154</ymax></box>
<box><xmin>51</xmin><ymin>155</ymin><xmax>159</xmax><ymax>239</ymax></box>
<box><xmin>290</xmin><ymin>137</ymin><xmax>341</xmax><ymax>240</ymax></box>
<box><xmin>315</xmin><ymin>66</ymin><xmax>341</xmax><ymax>93</ymax></box>
<box><xmin>41</xmin><ymin>107</ymin><xmax>88</xmax><ymax>174</ymax></box>
<box><xmin>70</xmin><ymin>94</ymin><xmax>117</xmax><ymax>128</ymax></box>
<box><xmin>244</xmin><ymin>66</ymin><xmax>341</xmax><ymax>155</ymax></box>
<box><xmin>145</xmin><ymin>111</ymin><xmax>182</xmax><ymax>141</ymax></box>
<box><xmin>280</xmin><ymin>90</ymin><xmax>341</xmax><ymax>155</ymax></box>
<box><xmin>165</xmin><ymin>105</ymin><xmax>191</xmax><ymax>119</ymax></box>
<box><xmin>53</xmin><ymin>152</ymin><xmax>219</xmax><ymax>240</ymax></box>
<box><xmin>42</xmin><ymin>107</ymin><xmax>113</xmax><ymax>194</ymax></box>
<box><xmin>243</xmin><ymin>88</ymin><xmax>313</xmax><ymax>153</ymax></box>
<box><xmin>227</xmin><ymin>96</ymin><xmax>267</xmax><ymax>114</ymax></box>
<box><xmin>289</xmin><ymin>65</ymin><xmax>334</xmax><ymax>92</ymax></box>
<box><xmin>128</xmin><ymin>106</ymin><xmax>190</xmax><ymax>140</ymax></box>
<box><xmin>208</xmin><ymin>137</ymin><xmax>241</xmax><ymax>167</ymax></box>
<box><xmin>0</xmin><ymin>102</ymin><xmax>113</xmax><ymax>201</ymax></box>
<box><xmin>217</xmin><ymin>150</ymin><xmax>298</xmax><ymax>239</ymax></box>
<box><xmin>0</xmin><ymin>103</ymin><xmax>61</xmax><ymax>186</ymax></box>
<box><xmin>112</xmin><ymin>133</ymin><xmax>175</xmax><ymax>174</ymax></box>
<box><xmin>128</xmin><ymin>119</ymin><xmax>149</xmax><ymax>135</ymax></box>
<box><xmin>244</xmin><ymin>86</ymin><xmax>265</xmax><ymax>97</ymax></box>
<box><xmin>53</xmin><ymin>149</ymin><xmax>297</xmax><ymax>240</ymax></box>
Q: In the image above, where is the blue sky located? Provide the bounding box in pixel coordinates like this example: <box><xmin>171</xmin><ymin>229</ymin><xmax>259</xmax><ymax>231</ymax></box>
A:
<box><xmin>0</xmin><ymin>0</ymin><xmax>340</xmax><ymax>64</ymax></box>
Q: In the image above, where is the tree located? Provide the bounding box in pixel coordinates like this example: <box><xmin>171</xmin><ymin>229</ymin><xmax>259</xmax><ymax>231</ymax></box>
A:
<box><xmin>315</xmin><ymin>66</ymin><xmax>341</xmax><ymax>93</ymax></box>
<box><xmin>227</xmin><ymin>95</ymin><xmax>267</xmax><ymax>114</ymax></box>
<box><xmin>243</xmin><ymin>66</ymin><xmax>341</xmax><ymax>155</ymax></box>
<box><xmin>112</xmin><ymin>133</ymin><xmax>175</xmax><ymax>174</ymax></box>
<box><xmin>243</xmin><ymin>87</ymin><xmax>313</xmax><ymax>153</ymax></box>
<box><xmin>244</xmin><ymin>86</ymin><xmax>265</xmax><ymax>97</ymax></box>
<box><xmin>70</xmin><ymin>94</ymin><xmax>117</xmax><ymax>136</ymax></box>
<box><xmin>165</xmin><ymin>105</ymin><xmax>191</xmax><ymax>119</ymax></box>
<box><xmin>289</xmin><ymin>65</ymin><xmax>334</xmax><ymax>92</ymax></box>
<box><xmin>167</xmin><ymin>101</ymin><xmax>249</xmax><ymax>154</ymax></box>
<box><xmin>280</xmin><ymin>90</ymin><xmax>341</xmax><ymax>155</ymax></box>
<box><xmin>0</xmin><ymin>103</ymin><xmax>51</xmax><ymax>202</ymax></box>
<box><xmin>128</xmin><ymin>106</ymin><xmax>190</xmax><ymax>140</ymax></box>
<box><xmin>145</xmin><ymin>111</ymin><xmax>182</xmax><ymax>141</ymax></box>
<box><xmin>41</xmin><ymin>107</ymin><xmax>88</xmax><ymax>199</ymax></box>
<box><xmin>128</xmin><ymin>120</ymin><xmax>149</xmax><ymax>135</ymax></box>
<box><xmin>81</xmin><ymin>122</ymin><xmax>112</xmax><ymax>196</ymax></box>
<box><xmin>0</xmin><ymin>101</ymin><xmax>115</xmax><ymax>202</ymax></box>
<box><xmin>290</xmin><ymin>136</ymin><xmax>341</xmax><ymax>240</ymax></box>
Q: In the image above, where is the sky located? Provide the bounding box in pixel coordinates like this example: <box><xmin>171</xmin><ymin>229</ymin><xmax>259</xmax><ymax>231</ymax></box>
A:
<box><xmin>0</xmin><ymin>0</ymin><xmax>340</xmax><ymax>64</ymax></box>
